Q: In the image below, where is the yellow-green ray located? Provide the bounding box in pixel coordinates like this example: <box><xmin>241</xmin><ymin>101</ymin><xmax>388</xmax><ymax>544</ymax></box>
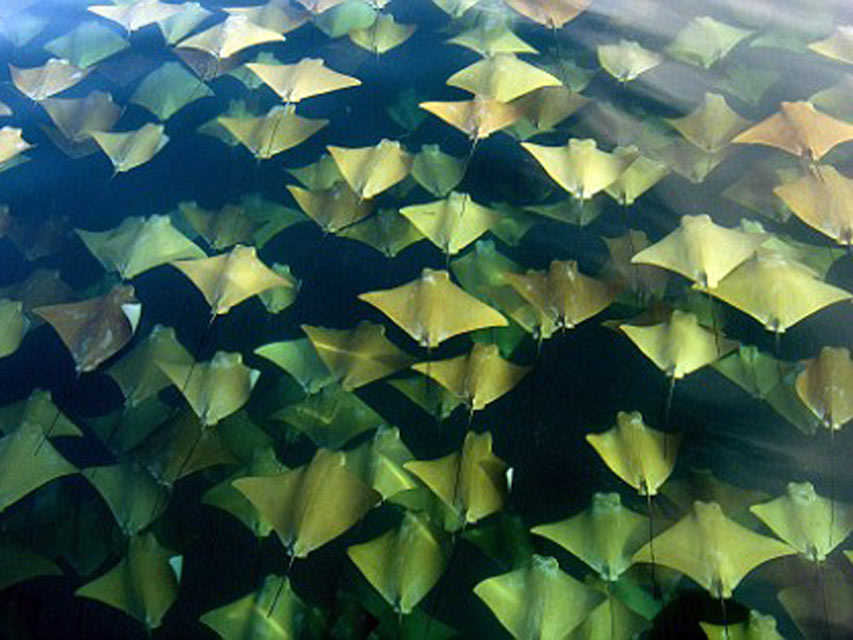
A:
<box><xmin>176</xmin><ymin>14</ymin><xmax>284</xmax><ymax>61</ymax></box>
<box><xmin>44</xmin><ymin>21</ymin><xmax>128</xmax><ymax>69</ymax></box>
<box><xmin>597</xmin><ymin>39</ymin><xmax>662</xmax><ymax>82</ymax></box>
<box><xmin>774</xmin><ymin>163</ymin><xmax>853</xmax><ymax>247</ymax></box>
<box><xmin>10</xmin><ymin>58</ymin><xmax>90</xmax><ymax>101</ymax></box>
<box><xmin>447</xmin><ymin>53</ymin><xmax>560</xmax><ymax>103</ymax></box>
<box><xmin>130</xmin><ymin>61</ymin><xmax>213</xmax><ymax>121</ymax></box>
<box><xmin>287</xmin><ymin>182</ymin><xmax>372</xmax><ymax>233</ymax></box>
<box><xmin>420</xmin><ymin>96</ymin><xmax>523</xmax><ymax>142</ymax></box>
<box><xmin>795</xmin><ymin>346</ymin><xmax>853</xmax><ymax>430</ymax></box>
<box><xmin>503</xmin><ymin>0</ymin><xmax>589</xmax><ymax>29</ymax></box>
<box><xmin>246</xmin><ymin>57</ymin><xmax>361</xmax><ymax>104</ymax></box>
<box><xmin>219</xmin><ymin>106</ymin><xmax>328</xmax><ymax>160</ymax></box>
<box><xmin>666</xmin><ymin>16</ymin><xmax>754</xmax><ymax>68</ymax></box>
<box><xmin>411</xmin><ymin>144</ymin><xmax>466</xmax><ymax>197</ymax></box>
<box><xmin>83</xmin><ymin>461</ymin><xmax>167</xmax><ymax>536</ymax></box>
<box><xmin>339</xmin><ymin>208</ymin><xmax>424</xmax><ymax>258</ymax></box>
<box><xmin>90</xmin><ymin>123</ymin><xmax>169</xmax><ymax>173</ymax></box>
<box><xmin>665</xmin><ymin>92</ymin><xmax>750</xmax><ymax>154</ymax></box>
<box><xmin>349</xmin><ymin>13</ymin><xmax>416</xmax><ymax>54</ymax></box>
<box><xmin>327</xmin><ymin>139</ymin><xmax>413</xmax><ymax>199</ymax></box>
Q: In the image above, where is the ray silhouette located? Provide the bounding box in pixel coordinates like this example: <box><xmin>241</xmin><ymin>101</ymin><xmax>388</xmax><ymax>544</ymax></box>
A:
<box><xmin>130</xmin><ymin>61</ymin><xmax>213</xmax><ymax>121</ymax></box>
<box><xmin>512</xmin><ymin>86</ymin><xmax>591</xmax><ymax>137</ymax></box>
<box><xmin>411</xmin><ymin>144</ymin><xmax>466</xmax><ymax>197</ymax></box>
<box><xmin>157</xmin><ymin>2</ymin><xmax>213</xmax><ymax>44</ymax></box>
<box><xmin>226</xmin><ymin>0</ymin><xmax>309</xmax><ymax>35</ymax></box>
<box><xmin>665</xmin><ymin>16</ymin><xmax>754</xmax><ymax>68</ymax></box>
<box><xmin>88</xmin><ymin>0</ymin><xmax>184</xmax><ymax>32</ymax></box>
<box><xmin>0</xmin><ymin>535</ymin><xmax>62</xmax><ymax>593</ymax></box>
<box><xmin>41</xmin><ymin>91</ymin><xmax>122</xmax><ymax>156</ymax></box>
<box><xmin>287</xmin><ymin>182</ymin><xmax>372</xmax><ymax>233</ymax></box>
<box><xmin>358</xmin><ymin>268</ymin><xmax>508</xmax><ymax>348</ymax></box>
<box><xmin>90</xmin><ymin>123</ymin><xmax>170</xmax><ymax>174</ymax></box>
<box><xmin>700</xmin><ymin>609</ymin><xmax>784</xmax><ymax>640</ymax></box>
<box><xmin>665</xmin><ymin>92</ymin><xmax>750</xmax><ymax>154</ymax></box>
<box><xmin>447</xmin><ymin>53</ymin><xmax>561</xmax><ymax>103</ymax></box>
<box><xmin>503</xmin><ymin>0</ymin><xmax>590</xmax><ymax>29</ymax></box>
<box><xmin>349</xmin><ymin>12</ymin><xmax>416</xmax><ymax>54</ymax></box>
<box><xmin>604</xmin><ymin>152</ymin><xmax>670</xmax><ymax>206</ymax></box>
<box><xmin>176</xmin><ymin>14</ymin><xmax>285</xmax><ymax>64</ymax></box>
<box><xmin>388</xmin><ymin>375</ymin><xmax>463</xmax><ymax>422</ymax></box>
<box><xmin>0</xmin><ymin>126</ymin><xmax>33</xmax><ymax>167</ymax></box>
<box><xmin>795</xmin><ymin>346</ymin><xmax>853</xmax><ymax>431</ymax></box>
<box><xmin>0</xmin><ymin>299</ymin><xmax>27</xmax><ymax>359</ymax></box>
<box><xmin>255</xmin><ymin>337</ymin><xmax>336</xmax><ymax>394</ymax></box>
<box><xmin>420</xmin><ymin>96</ymin><xmax>523</xmax><ymax>143</ymax></box>
<box><xmin>246</xmin><ymin>57</ymin><xmax>361</xmax><ymax>104</ymax></box>
<box><xmin>0</xmin><ymin>389</ymin><xmax>81</xmax><ymax>439</ymax></box>
<box><xmin>9</xmin><ymin>58</ymin><xmax>91</xmax><ymax>101</ymax></box>
<box><xmin>178</xmin><ymin>201</ymin><xmax>262</xmax><ymax>250</ymax></box>
<box><xmin>809</xmin><ymin>26</ymin><xmax>853</xmax><ymax>65</ymax></box>
<box><xmin>34</xmin><ymin>284</ymin><xmax>141</xmax><ymax>373</ymax></box>
<box><xmin>597</xmin><ymin>39</ymin><xmax>662</xmax><ymax>83</ymax></box>
<box><xmin>219</xmin><ymin>105</ymin><xmax>328</xmax><ymax>160</ymax></box>
<box><xmin>339</xmin><ymin>207</ymin><xmax>424</xmax><ymax>257</ymax></box>
<box><xmin>344</xmin><ymin>426</ymin><xmax>418</xmax><ymax>503</ymax></box>
<box><xmin>774</xmin><ymin>163</ymin><xmax>853</xmax><ymax>247</ymax></box>
<box><xmin>447</xmin><ymin>22</ymin><xmax>537</xmax><ymax>56</ymax></box>
<box><xmin>83</xmin><ymin>461</ymin><xmax>168</xmax><ymax>536</ymax></box>
<box><xmin>327</xmin><ymin>139</ymin><xmax>413</xmax><ymax>200</ymax></box>
<box><xmin>44</xmin><ymin>21</ymin><xmax>128</xmax><ymax>69</ymax></box>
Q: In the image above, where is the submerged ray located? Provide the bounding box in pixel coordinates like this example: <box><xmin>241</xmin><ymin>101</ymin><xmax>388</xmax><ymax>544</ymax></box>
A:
<box><xmin>350</xmin><ymin>12</ymin><xmax>416</xmax><ymax>54</ymax></box>
<box><xmin>732</xmin><ymin>101</ymin><xmax>853</xmax><ymax>161</ymax></box>
<box><xmin>233</xmin><ymin>448</ymin><xmax>380</xmax><ymax>558</ymax></box>
<box><xmin>0</xmin><ymin>299</ymin><xmax>27</xmax><ymax>358</ymax></box>
<box><xmin>774</xmin><ymin>164</ymin><xmax>853</xmax><ymax>247</ymax></box>
<box><xmin>339</xmin><ymin>207</ymin><xmax>423</xmax><ymax>258</ymax></box>
<box><xmin>503</xmin><ymin>0</ymin><xmax>589</xmax><ymax>29</ymax></box>
<box><xmin>532</xmin><ymin>492</ymin><xmax>648</xmax><ymax>581</ymax></box>
<box><xmin>178</xmin><ymin>201</ymin><xmax>261</xmax><ymax>250</ymax></box>
<box><xmin>83</xmin><ymin>461</ymin><xmax>167</xmax><ymax>536</ymax></box>
<box><xmin>512</xmin><ymin>86</ymin><xmax>591</xmax><ymax>135</ymax></box>
<box><xmin>44</xmin><ymin>21</ymin><xmax>128</xmax><ymax>69</ymax></box>
<box><xmin>255</xmin><ymin>337</ymin><xmax>335</xmax><ymax>394</ymax></box>
<box><xmin>131</xmin><ymin>61</ymin><xmax>213</xmax><ymax>121</ymax></box>
<box><xmin>700</xmin><ymin>609</ymin><xmax>785</xmax><ymax>640</ymax></box>
<box><xmin>388</xmin><ymin>375</ymin><xmax>463</xmax><ymax>422</ymax></box>
<box><xmin>808</xmin><ymin>26</ymin><xmax>853</xmax><ymax>65</ymax></box>
<box><xmin>171</xmin><ymin>244</ymin><xmax>293</xmax><ymax>315</ymax></box>
<box><xmin>10</xmin><ymin>58</ymin><xmax>91</xmax><ymax>101</ymax></box>
<box><xmin>41</xmin><ymin>91</ymin><xmax>122</xmax><ymax>151</ymax></box>
<box><xmin>358</xmin><ymin>268</ymin><xmax>508</xmax><ymax>348</ymax></box>
<box><xmin>420</xmin><ymin>96</ymin><xmax>523</xmax><ymax>142</ymax></box>
<box><xmin>411</xmin><ymin>144</ymin><xmax>466</xmax><ymax>197</ymax></box>
<box><xmin>34</xmin><ymin>284</ymin><xmax>141</xmax><ymax>373</ymax></box>
<box><xmin>586</xmin><ymin>411</ymin><xmax>679</xmax><ymax>496</ymax></box>
<box><xmin>597</xmin><ymin>39</ymin><xmax>662</xmax><ymax>83</ymax></box>
<box><xmin>633</xmin><ymin>501</ymin><xmax>795</xmax><ymax>598</ymax></box>
<box><xmin>225</xmin><ymin>0</ymin><xmax>308</xmax><ymax>35</ymax></box>
<box><xmin>412</xmin><ymin>342</ymin><xmax>531</xmax><ymax>412</ymax></box>
<box><xmin>447</xmin><ymin>22</ymin><xmax>537</xmax><ymax>56</ymax></box>
<box><xmin>447</xmin><ymin>53</ymin><xmax>561</xmax><ymax>103</ymax></box>
<box><xmin>287</xmin><ymin>182</ymin><xmax>372</xmax><ymax>232</ymax></box>
<box><xmin>0</xmin><ymin>389</ymin><xmax>81</xmax><ymax>438</ymax></box>
<box><xmin>0</xmin><ymin>535</ymin><xmax>62</xmax><ymax>592</ymax></box>
<box><xmin>246</xmin><ymin>57</ymin><xmax>360</xmax><ymax>104</ymax></box>
<box><xmin>605</xmin><ymin>152</ymin><xmax>670</xmax><ymax>206</ymax></box>
<box><xmin>90</xmin><ymin>123</ymin><xmax>170</xmax><ymax>174</ymax></box>
<box><xmin>0</xmin><ymin>126</ymin><xmax>32</xmax><ymax>167</ymax></box>
<box><xmin>665</xmin><ymin>92</ymin><xmax>750</xmax><ymax>154</ymax></box>
<box><xmin>344</xmin><ymin>426</ymin><xmax>418</xmax><ymax>502</ymax></box>
<box><xmin>474</xmin><ymin>554</ymin><xmax>604</xmax><ymax>640</ymax></box>
<box><xmin>157</xmin><ymin>2</ymin><xmax>213</xmax><ymax>44</ymax></box>
<box><xmin>219</xmin><ymin>105</ymin><xmax>328</xmax><ymax>160</ymax></box>
<box><xmin>176</xmin><ymin>14</ymin><xmax>285</xmax><ymax>62</ymax></box>
<box><xmin>665</xmin><ymin>16</ymin><xmax>754</xmax><ymax>68</ymax></box>
<box><xmin>88</xmin><ymin>0</ymin><xmax>184</xmax><ymax>32</ymax></box>
<box><xmin>327</xmin><ymin>139</ymin><xmax>413</xmax><ymax>200</ymax></box>
<box><xmin>795</xmin><ymin>346</ymin><xmax>853</xmax><ymax>431</ymax></box>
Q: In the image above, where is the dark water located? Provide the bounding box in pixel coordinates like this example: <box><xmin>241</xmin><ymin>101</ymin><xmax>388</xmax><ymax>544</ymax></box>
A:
<box><xmin>1</xmin><ymin>0</ymin><xmax>853</xmax><ymax>638</ymax></box>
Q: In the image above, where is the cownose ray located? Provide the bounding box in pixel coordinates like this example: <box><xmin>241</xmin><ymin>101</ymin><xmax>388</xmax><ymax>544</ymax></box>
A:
<box><xmin>158</xmin><ymin>2</ymin><xmax>214</xmax><ymax>45</ymax></box>
<box><xmin>511</xmin><ymin>86</ymin><xmax>591</xmax><ymax>136</ymax></box>
<box><xmin>254</xmin><ymin>337</ymin><xmax>336</xmax><ymax>394</ymax></box>
<box><xmin>631</xmin><ymin>214</ymin><xmax>767</xmax><ymax>289</ymax></box>
<box><xmin>258</xmin><ymin>263</ymin><xmax>299</xmax><ymax>313</ymax></box>
<box><xmin>301</xmin><ymin>321</ymin><xmax>415</xmax><ymax>391</ymax></box>
<box><xmin>200</xmin><ymin>574</ymin><xmax>308</xmax><ymax>640</ymax></box>
<box><xmin>88</xmin><ymin>0</ymin><xmax>184</xmax><ymax>32</ymax></box>
<box><xmin>597</xmin><ymin>39</ymin><xmax>663</xmax><ymax>83</ymax></box>
<box><xmin>521</xmin><ymin>138</ymin><xmax>638</xmax><ymax>201</ymax></box>
<box><xmin>388</xmin><ymin>374</ymin><xmax>463</xmax><ymax>422</ymax></box>
<box><xmin>75</xmin><ymin>532</ymin><xmax>181</xmax><ymax>631</ymax></box>
<box><xmin>286</xmin><ymin>152</ymin><xmax>343</xmax><ymax>190</ymax></box>
<box><xmin>732</xmin><ymin>101</ymin><xmax>853</xmax><ymax>162</ymax></box>
<box><xmin>105</xmin><ymin>324</ymin><xmax>191</xmax><ymax>408</ymax></box>
<box><xmin>404</xmin><ymin>430</ymin><xmax>508</xmax><ymax>531</ymax></box>
<box><xmin>506</xmin><ymin>259</ymin><xmax>622</xmax><ymax>335</ymax></box>
<box><xmin>602</xmin><ymin>230</ymin><xmax>669</xmax><ymax>300</ymax></box>
<box><xmin>233</xmin><ymin>447</ymin><xmax>381</xmax><ymax>560</ymax></box>
<box><xmin>349</xmin><ymin>13</ymin><xmax>416</xmax><ymax>54</ymax></box>
<box><xmin>462</xmin><ymin>511</ymin><xmax>536</xmax><ymax>571</ymax></box>
<box><xmin>348</xmin><ymin>510</ymin><xmax>448</xmax><ymax>615</ymax></box>
<box><xmin>503</xmin><ymin>0</ymin><xmax>590</xmax><ymax>29</ymax></box>
<box><xmin>665</xmin><ymin>16</ymin><xmax>755</xmax><ymax>68</ymax></box>
<box><xmin>586</xmin><ymin>411</ymin><xmax>680</xmax><ymax>497</ymax></box>
<box><xmin>76</xmin><ymin>214</ymin><xmax>205</xmax><ymax>280</ymax></box>
<box><xmin>664</xmin><ymin>92</ymin><xmax>751</xmax><ymax>154</ymax></box>
<box><xmin>774</xmin><ymin>163</ymin><xmax>853</xmax><ymax>247</ymax></box>
<box><xmin>0</xmin><ymin>126</ymin><xmax>33</xmax><ymax>166</ymax></box>
<box><xmin>0</xmin><ymin>299</ymin><xmax>27</xmax><ymax>358</ymax></box>
<box><xmin>701</xmin><ymin>250</ymin><xmax>852</xmax><ymax>335</ymax></box>
<box><xmin>700</xmin><ymin>609</ymin><xmax>785</xmax><ymax>640</ymax></box>
<box><xmin>0</xmin><ymin>419</ymin><xmax>77</xmax><ymax>513</ymax></box>
<box><xmin>808</xmin><ymin>26</ymin><xmax>853</xmax><ymax>65</ymax></box>
<box><xmin>570</xmin><ymin>576</ymin><xmax>651</xmax><ymax>640</ymax></box>
<box><xmin>33</xmin><ymin>284</ymin><xmax>141</xmax><ymax>373</ymax></box>
<box><xmin>358</xmin><ymin>268</ymin><xmax>508</xmax><ymax>348</ymax></box>
<box><xmin>44</xmin><ymin>21</ymin><xmax>128</xmax><ymax>70</ymax></box>
<box><xmin>178</xmin><ymin>201</ymin><xmax>262</xmax><ymax>250</ymax></box>
<box><xmin>246</xmin><ymin>57</ymin><xmax>361</xmax><ymax>104</ymax></box>
<box><xmin>0</xmin><ymin>389</ymin><xmax>81</xmax><ymax>439</ymax></box>
<box><xmin>473</xmin><ymin>554</ymin><xmax>604</xmax><ymax>640</ymax></box>
<box><xmin>218</xmin><ymin>105</ymin><xmax>328</xmax><ymax>160</ymax></box>
<box><xmin>40</xmin><ymin>91</ymin><xmax>122</xmax><ymax>154</ymax></box>
<box><xmin>225</xmin><ymin>0</ymin><xmax>309</xmax><ymax>35</ymax></box>
<box><xmin>400</xmin><ymin>191</ymin><xmax>503</xmax><ymax>257</ymax></box>
<box><xmin>411</xmin><ymin>144</ymin><xmax>466</xmax><ymax>197</ymax></box>
<box><xmin>633</xmin><ymin>500</ymin><xmax>796</xmax><ymax>599</ymax></box>
<box><xmin>170</xmin><ymin>244</ymin><xmax>293</xmax><ymax>316</ymax></box>
<box><xmin>296</xmin><ymin>0</ymin><xmax>350</xmax><ymax>14</ymax></box>
<box><xmin>532</xmin><ymin>492</ymin><xmax>649</xmax><ymax>582</ymax></box>
<box><xmin>430</xmin><ymin>0</ymin><xmax>481</xmax><ymax>19</ymax></box>
<box><xmin>82</xmin><ymin>460</ymin><xmax>168</xmax><ymax>536</ymax></box>
<box><xmin>287</xmin><ymin>181</ymin><xmax>373</xmax><ymax>233</ymax></box>
<box><xmin>446</xmin><ymin>22</ymin><xmax>537</xmax><ymax>57</ymax></box>
<box><xmin>309</xmin><ymin>1</ymin><xmax>378</xmax><ymax>39</ymax></box>
<box><xmin>344</xmin><ymin>426</ymin><xmax>419</xmax><ymax>503</ymax></box>
<box><xmin>130</xmin><ymin>61</ymin><xmax>213</xmax><ymax>121</ymax></box>
<box><xmin>176</xmin><ymin>14</ymin><xmax>285</xmax><ymax>64</ymax></box>
<box><xmin>89</xmin><ymin>123</ymin><xmax>170</xmax><ymax>174</ymax></box>
<box><xmin>795</xmin><ymin>346</ymin><xmax>853</xmax><ymax>431</ymax></box>
<box><xmin>412</xmin><ymin>342</ymin><xmax>531</xmax><ymax>414</ymax></box>
<box><xmin>155</xmin><ymin>350</ymin><xmax>260</xmax><ymax>426</ymax></box>
<box><xmin>338</xmin><ymin>207</ymin><xmax>424</xmax><ymax>258</ymax></box>
<box><xmin>9</xmin><ymin>58</ymin><xmax>91</xmax><ymax>101</ymax></box>
<box><xmin>446</xmin><ymin>53</ymin><xmax>561</xmax><ymax>104</ymax></box>
<box><xmin>750</xmin><ymin>481</ymin><xmax>853</xmax><ymax>562</ymax></box>
<box><xmin>419</xmin><ymin>95</ymin><xmax>524</xmax><ymax>143</ymax></box>
<box><xmin>327</xmin><ymin>139</ymin><xmax>413</xmax><ymax>200</ymax></box>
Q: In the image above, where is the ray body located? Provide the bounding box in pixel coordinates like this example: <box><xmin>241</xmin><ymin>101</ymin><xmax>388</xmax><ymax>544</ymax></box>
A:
<box><xmin>350</xmin><ymin>12</ymin><xmax>416</xmax><ymax>54</ymax></box>
<box><xmin>0</xmin><ymin>299</ymin><xmax>27</xmax><ymax>358</ymax></box>
<box><xmin>774</xmin><ymin>164</ymin><xmax>853</xmax><ymax>247</ymax></box>
<box><xmin>400</xmin><ymin>191</ymin><xmax>502</xmax><ymax>256</ymax></box>
<box><xmin>83</xmin><ymin>461</ymin><xmax>167</xmax><ymax>536</ymax></box>
<box><xmin>344</xmin><ymin>426</ymin><xmax>418</xmax><ymax>502</ymax></box>
<box><xmin>219</xmin><ymin>106</ymin><xmax>327</xmax><ymax>160</ymax></box>
<box><xmin>41</xmin><ymin>91</ymin><xmax>122</xmax><ymax>147</ymax></box>
<box><xmin>447</xmin><ymin>53</ymin><xmax>561</xmax><ymax>103</ymax></box>
<box><xmin>358</xmin><ymin>268</ymin><xmax>508</xmax><ymax>348</ymax></box>
<box><xmin>177</xmin><ymin>14</ymin><xmax>285</xmax><ymax>61</ymax></box>
<box><xmin>795</xmin><ymin>346</ymin><xmax>853</xmax><ymax>430</ymax></box>
<box><xmin>0</xmin><ymin>389</ymin><xmax>80</xmax><ymax>438</ymax></box>
<box><xmin>255</xmin><ymin>338</ymin><xmax>334</xmax><ymax>394</ymax></box>
<box><xmin>666</xmin><ymin>16</ymin><xmax>754</xmax><ymax>68</ymax></box>
<box><xmin>605</xmin><ymin>152</ymin><xmax>670</xmax><ymax>206</ymax></box>
<box><xmin>503</xmin><ymin>0</ymin><xmax>590</xmax><ymax>29</ymax></box>
<box><xmin>88</xmin><ymin>0</ymin><xmax>184</xmax><ymax>32</ymax></box>
<box><xmin>158</xmin><ymin>2</ymin><xmax>213</xmax><ymax>44</ymax></box>
<box><xmin>131</xmin><ymin>61</ymin><xmax>213</xmax><ymax>121</ymax></box>
<box><xmin>327</xmin><ymin>139</ymin><xmax>413</xmax><ymax>200</ymax></box>
<box><xmin>44</xmin><ymin>21</ymin><xmax>128</xmax><ymax>69</ymax></box>
<box><xmin>420</xmin><ymin>96</ymin><xmax>523</xmax><ymax>141</ymax></box>
<box><xmin>246</xmin><ymin>58</ymin><xmax>360</xmax><ymax>103</ymax></box>
<box><xmin>411</xmin><ymin>144</ymin><xmax>466</xmax><ymax>197</ymax></box>
<box><xmin>10</xmin><ymin>58</ymin><xmax>90</xmax><ymax>101</ymax></box>
<box><xmin>226</xmin><ymin>0</ymin><xmax>309</xmax><ymax>34</ymax></box>
<box><xmin>178</xmin><ymin>201</ymin><xmax>261</xmax><ymax>250</ymax></box>
<box><xmin>512</xmin><ymin>86</ymin><xmax>591</xmax><ymax>134</ymax></box>
<box><xmin>665</xmin><ymin>92</ymin><xmax>750</xmax><ymax>153</ymax></box>
<box><xmin>700</xmin><ymin>609</ymin><xmax>784</xmax><ymax>640</ymax></box>
<box><xmin>633</xmin><ymin>501</ymin><xmax>795</xmax><ymax>598</ymax></box>
<box><xmin>90</xmin><ymin>123</ymin><xmax>169</xmax><ymax>173</ymax></box>
<box><xmin>340</xmin><ymin>208</ymin><xmax>424</xmax><ymax>257</ymax></box>
<box><xmin>0</xmin><ymin>126</ymin><xmax>32</xmax><ymax>167</ymax></box>
<box><xmin>412</xmin><ymin>342</ymin><xmax>530</xmax><ymax>412</ymax></box>
<box><xmin>34</xmin><ymin>284</ymin><xmax>141</xmax><ymax>373</ymax></box>
<box><xmin>597</xmin><ymin>39</ymin><xmax>662</xmax><ymax>82</ymax></box>
<box><xmin>447</xmin><ymin>23</ymin><xmax>537</xmax><ymax>56</ymax></box>
<box><xmin>287</xmin><ymin>182</ymin><xmax>371</xmax><ymax>232</ymax></box>
<box><xmin>233</xmin><ymin>448</ymin><xmax>380</xmax><ymax>558</ymax></box>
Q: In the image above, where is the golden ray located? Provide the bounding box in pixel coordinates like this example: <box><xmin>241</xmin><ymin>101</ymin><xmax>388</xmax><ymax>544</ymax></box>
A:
<box><xmin>176</xmin><ymin>14</ymin><xmax>285</xmax><ymax>61</ymax></box>
<box><xmin>258</xmin><ymin>263</ymin><xmax>299</xmax><ymax>313</ymax></box>
<box><xmin>349</xmin><ymin>13</ymin><xmax>416</xmax><ymax>54</ymax></box>
<box><xmin>521</xmin><ymin>138</ymin><xmax>637</xmax><ymax>200</ymax></box>
<box><xmin>34</xmin><ymin>284</ymin><xmax>141</xmax><ymax>373</ymax></box>
<box><xmin>0</xmin><ymin>389</ymin><xmax>81</xmax><ymax>438</ymax></box>
<box><xmin>233</xmin><ymin>448</ymin><xmax>380</xmax><ymax>558</ymax></box>
<box><xmin>75</xmin><ymin>533</ymin><xmax>180</xmax><ymax>631</ymax></box>
<box><xmin>665</xmin><ymin>16</ymin><xmax>754</xmax><ymax>68</ymax></box>
<box><xmin>447</xmin><ymin>53</ymin><xmax>561</xmax><ymax>103</ymax></box>
<box><xmin>348</xmin><ymin>511</ymin><xmax>447</xmax><ymax>614</ymax></box>
<box><xmin>90</xmin><ymin>123</ymin><xmax>170</xmax><ymax>174</ymax></box>
<box><xmin>400</xmin><ymin>191</ymin><xmax>502</xmax><ymax>257</ymax></box>
<box><xmin>156</xmin><ymin>351</ymin><xmax>259</xmax><ymax>426</ymax></box>
<box><xmin>420</xmin><ymin>96</ymin><xmax>523</xmax><ymax>142</ymax></box>
<box><xmin>705</xmin><ymin>251</ymin><xmax>852</xmax><ymax>334</ymax></box>
<box><xmin>751</xmin><ymin>482</ymin><xmax>853</xmax><ymax>562</ymax></box>
<box><xmin>532</xmin><ymin>492</ymin><xmax>649</xmax><ymax>581</ymax></box>
<box><xmin>131</xmin><ymin>61</ymin><xmax>213</xmax><ymax>121</ymax></box>
<box><xmin>157</xmin><ymin>2</ymin><xmax>213</xmax><ymax>44</ymax></box>
<box><xmin>301</xmin><ymin>321</ymin><xmax>415</xmax><ymax>391</ymax></box>
<box><xmin>411</xmin><ymin>144</ymin><xmax>466</xmax><ymax>197</ymax></box>
<box><xmin>633</xmin><ymin>501</ymin><xmax>795</xmax><ymax>598</ymax></box>
<box><xmin>503</xmin><ymin>0</ymin><xmax>590</xmax><ymax>29</ymax></box>
<box><xmin>339</xmin><ymin>207</ymin><xmax>424</xmax><ymax>258</ymax></box>
<box><xmin>474</xmin><ymin>554</ymin><xmax>604</xmax><ymax>640</ymax></box>
<box><xmin>0</xmin><ymin>126</ymin><xmax>32</xmax><ymax>169</ymax></box>
<box><xmin>358</xmin><ymin>268</ymin><xmax>508</xmax><ymax>348</ymax></box>
<box><xmin>732</xmin><ymin>101</ymin><xmax>853</xmax><ymax>161</ymax></box>
<box><xmin>246</xmin><ymin>57</ymin><xmax>361</xmax><ymax>104</ymax></box>
<box><xmin>44</xmin><ymin>21</ymin><xmax>129</xmax><ymax>69</ymax></box>
<box><xmin>0</xmin><ymin>299</ymin><xmax>27</xmax><ymax>358</ymax></box>
<box><xmin>430</xmin><ymin>0</ymin><xmax>480</xmax><ymax>18</ymax></box>
<box><xmin>170</xmin><ymin>244</ymin><xmax>293</xmax><ymax>315</ymax></box>
<box><xmin>41</xmin><ymin>91</ymin><xmax>122</xmax><ymax>151</ymax></box>
<box><xmin>586</xmin><ymin>411</ymin><xmax>680</xmax><ymax>496</ymax></box>
<box><xmin>447</xmin><ymin>23</ymin><xmax>537</xmax><ymax>57</ymax></box>
<box><xmin>219</xmin><ymin>105</ymin><xmax>328</xmax><ymax>160</ymax></box>
<box><xmin>178</xmin><ymin>201</ymin><xmax>261</xmax><ymax>250</ymax></box>
<box><xmin>412</xmin><ymin>342</ymin><xmax>530</xmax><ymax>412</ymax></box>
<box><xmin>225</xmin><ymin>0</ymin><xmax>309</xmax><ymax>35</ymax></box>
<box><xmin>774</xmin><ymin>164</ymin><xmax>853</xmax><ymax>247</ymax></box>
<box><xmin>605</xmin><ymin>152</ymin><xmax>670</xmax><ymax>206</ymax></box>
<box><xmin>388</xmin><ymin>375</ymin><xmax>463</xmax><ymax>422</ymax></box>
<box><xmin>255</xmin><ymin>338</ymin><xmax>334</xmax><ymax>394</ymax></box>
<box><xmin>287</xmin><ymin>182</ymin><xmax>372</xmax><ymax>233</ymax></box>
<box><xmin>511</xmin><ymin>86</ymin><xmax>591</xmax><ymax>134</ymax></box>
<box><xmin>795</xmin><ymin>346</ymin><xmax>853</xmax><ymax>431</ymax></box>
<box><xmin>665</xmin><ymin>92</ymin><xmax>751</xmax><ymax>154</ymax></box>
<box><xmin>808</xmin><ymin>26</ymin><xmax>853</xmax><ymax>65</ymax></box>
<box><xmin>77</xmin><ymin>214</ymin><xmax>205</xmax><ymax>279</ymax></box>
<box><xmin>327</xmin><ymin>139</ymin><xmax>413</xmax><ymax>200</ymax></box>
<box><xmin>287</xmin><ymin>152</ymin><xmax>343</xmax><ymax>189</ymax></box>
<box><xmin>88</xmin><ymin>0</ymin><xmax>184</xmax><ymax>32</ymax></box>
<box><xmin>597</xmin><ymin>39</ymin><xmax>663</xmax><ymax>83</ymax></box>
<box><xmin>10</xmin><ymin>58</ymin><xmax>91</xmax><ymax>101</ymax></box>
<box><xmin>404</xmin><ymin>430</ymin><xmax>508</xmax><ymax>529</ymax></box>
<box><xmin>631</xmin><ymin>214</ymin><xmax>767</xmax><ymax>288</ymax></box>
<box><xmin>82</xmin><ymin>461</ymin><xmax>167</xmax><ymax>536</ymax></box>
